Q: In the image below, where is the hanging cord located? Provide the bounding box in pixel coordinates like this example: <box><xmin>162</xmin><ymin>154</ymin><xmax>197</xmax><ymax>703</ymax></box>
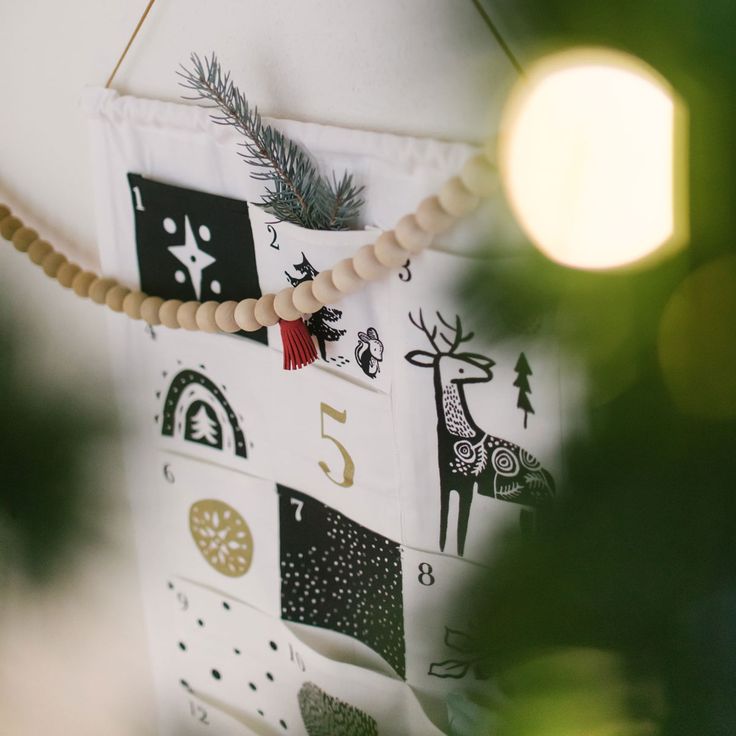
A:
<box><xmin>470</xmin><ymin>0</ymin><xmax>525</xmax><ymax>76</ymax></box>
<box><xmin>105</xmin><ymin>0</ymin><xmax>158</xmax><ymax>88</ymax></box>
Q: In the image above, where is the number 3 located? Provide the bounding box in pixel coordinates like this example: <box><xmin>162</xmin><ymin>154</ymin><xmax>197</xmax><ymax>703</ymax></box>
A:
<box><xmin>318</xmin><ymin>402</ymin><xmax>355</xmax><ymax>488</ymax></box>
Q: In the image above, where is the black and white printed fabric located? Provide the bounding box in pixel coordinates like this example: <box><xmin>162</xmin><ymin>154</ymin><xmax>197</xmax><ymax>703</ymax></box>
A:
<box><xmin>85</xmin><ymin>87</ymin><xmax>570</xmax><ymax>736</ymax></box>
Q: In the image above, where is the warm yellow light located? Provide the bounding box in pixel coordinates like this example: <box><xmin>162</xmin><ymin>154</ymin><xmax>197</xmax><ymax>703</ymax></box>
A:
<box><xmin>499</xmin><ymin>48</ymin><xmax>687</xmax><ymax>270</ymax></box>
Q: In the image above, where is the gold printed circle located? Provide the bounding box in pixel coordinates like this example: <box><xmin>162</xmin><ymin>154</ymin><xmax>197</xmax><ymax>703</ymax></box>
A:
<box><xmin>189</xmin><ymin>499</ymin><xmax>253</xmax><ymax>577</ymax></box>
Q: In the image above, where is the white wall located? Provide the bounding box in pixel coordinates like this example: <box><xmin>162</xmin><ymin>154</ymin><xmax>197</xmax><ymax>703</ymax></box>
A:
<box><xmin>0</xmin><ymin>3</ymin><xmax>516</xmax><ymax>733</ymax></box>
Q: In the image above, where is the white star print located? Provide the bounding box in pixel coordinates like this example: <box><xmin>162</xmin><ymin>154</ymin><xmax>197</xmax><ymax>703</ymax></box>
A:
<box><xmin>167</xmin><ymin>215</ymin><xmax>215</xmax><ymax>299</ymax></box>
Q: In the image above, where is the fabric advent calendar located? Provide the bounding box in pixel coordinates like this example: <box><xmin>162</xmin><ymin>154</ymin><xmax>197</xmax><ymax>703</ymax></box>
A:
<box><xmin>84</xmin><ymin>87</ymin><xmax>566</xmax><ymax>736</ymax></box>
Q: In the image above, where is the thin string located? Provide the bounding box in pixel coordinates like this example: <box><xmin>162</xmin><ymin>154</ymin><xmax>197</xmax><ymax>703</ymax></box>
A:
<box><xmin>470</xmin><ymin>0</ymin><xmax>525</xmax><ymax>76</ymax></box>
<box><xmin>105</xmin><ymin>0</ymin><xmax>158</xmax><ymax>88</ymax></box>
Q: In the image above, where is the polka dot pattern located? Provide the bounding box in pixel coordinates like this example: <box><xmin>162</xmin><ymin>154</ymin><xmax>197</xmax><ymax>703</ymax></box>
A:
<box><xmin>278</xmin><ymin>486</ymin><xmax>405</xmax><ymax>677</ymax></box>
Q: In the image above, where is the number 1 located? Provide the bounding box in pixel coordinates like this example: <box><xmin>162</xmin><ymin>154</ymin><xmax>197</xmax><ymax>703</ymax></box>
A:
<box><xmin>132</xmin><ymin>186</ymin><xmax>145</xmax><ymax>211</ymax></box>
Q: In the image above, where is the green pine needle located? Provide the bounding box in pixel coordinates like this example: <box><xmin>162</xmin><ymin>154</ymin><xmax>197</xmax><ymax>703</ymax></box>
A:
<box><xmin>178</xmin><ymin>53</ymin><xmax>364</xmax><ymax>231</ymax></box>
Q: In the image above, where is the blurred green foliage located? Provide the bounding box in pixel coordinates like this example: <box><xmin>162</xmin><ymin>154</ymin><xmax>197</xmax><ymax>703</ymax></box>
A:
<box><xmin>0</xmin><ymin>305</ymin><xmax>106</xmax><ymax>584</ymax></box>
<box><xmin>464</xmin><ymin>1</ymin><xmax>736</xmax><ymax>735</ymax></box>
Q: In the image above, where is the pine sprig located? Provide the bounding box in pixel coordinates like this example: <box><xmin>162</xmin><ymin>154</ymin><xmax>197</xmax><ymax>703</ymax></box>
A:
<box><xmin>178</xmin><ymin>53</ymin><xmax>363</xmax><ymax>230</ymax></box>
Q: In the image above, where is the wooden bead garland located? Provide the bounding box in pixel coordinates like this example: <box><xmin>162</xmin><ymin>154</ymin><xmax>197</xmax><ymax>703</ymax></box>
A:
<box><xmin>331</xmin><ymin>258</ymin><xmax>363</xmax><ymax>294</ymax></box>
<box><xmin>72</xmin><ymin>270</ymin><xmax>96</xmax><ymax>298</ymax></box>
<box><xmin>41</xmin><ymin>251</ymin><xmax>67</xmax><ymax>278</ymax></box>
<box><xmin>0</xmin><ymin>150</ymin><xmax>497</xmax><ymax>354</ymax></box>
<box><xmin>234</xmin><ymin>298</ymin><xmax>260</xmax><ymax>332</ymax></box>
<box><xmin>159</xmin><ymin>299</ymin><xmax>183</xmax><ymax>328</ymax></box>
<box><xmin>214</xmin><ymin>301</ymin><xmax>239</xmax><ymax>333</ymax></box>
<box><xmin>292</xmin><ymin>281</ymin><xmax>322</xmax><ymax>314</ymax></box>
<box><xmin>273</xmin><ymin>287</ymin><xmax>301</xmax><ymax>322</ymax></box>
<box><xmin>89</xmin><ymin>277</ymin><xmax>117</xmax><ymax>304</ymax></box>
<box><xmin>57</xmin><ymin>262</ymin><xmax>81</xmax><ymax>288</ymax></box>
<box><xmin>122</xmin><ymin>290</ymin><xmax>147</xmax><ymax>319</ymax></box>
<box><xmin>105</xmin><ymin>284</ymin><xmax>130</xmax><ymax>312</ymax></box>
<box><xmin>311</xmin><ymin>271</ymin><xmax>342</xmax><ymax>305</ymax></box>
<box><xmin>353</xmin><ymin>244</ymin><xmax>388</xmax><ymax>280</ymax></box>
<box><xmin>374</xmin><ymin>231</ymin><xmax>410</xmax><ymax>268</ymax></box>
<box><xmin>460</xmin><ymin>153</ymin><xmax>498</xmax><ymax>198</ymax></box>
<box><xmin>177</xmin><ymin>301</ymin><xmax>201</xmax><ymax>331</ymax></box>
<box><xmin>254</xmin><ymin>294</ymin><xmax>280</xmax><ymax>327</ymax></box>
<box><xmin>12</xmin><ymin>227</ymin><xmax>39</xmax><ymax>253</ymax></box>
<box><xmin>140</xmin><ymin>295</ymin><xmax>164</xmax><ymax>324</ymax></box>
<box><xmin>195</xmin><ymin>301</ymin><xmax>220</xmax><ymax>333</ymax></box>
<box><xmin>416</xmin><ymin>196</ymin><xmax>455</xmax><ymax>234</ymax></box>
<box><xmin>438</xmin><ymin>176</ymin><xmax>480</xmax><ymax>218</ymax></box>
<box><xmin>28</xmin><ymin>240</ymin><xmax>53</xmax><ymax>265</ymax></box>
<box><xmin>395</xmin><ymin>214</ymin><xmax>433</xmax><ymax>254</ymax></box>
<box><xmin>0</xmin><ymin>216</ymin><xmax>22</xmax><ymax>240</ymax></box>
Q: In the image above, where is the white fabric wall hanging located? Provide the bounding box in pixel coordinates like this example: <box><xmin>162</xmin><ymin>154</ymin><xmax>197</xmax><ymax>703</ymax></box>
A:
<box><xmin>85</xmin><ymin>87</ymin><xmax>566</xmax><ymax>735</ymax></box>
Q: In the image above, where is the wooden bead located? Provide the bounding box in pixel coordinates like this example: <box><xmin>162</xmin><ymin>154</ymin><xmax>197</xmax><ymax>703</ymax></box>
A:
<box><xmin>57</xmin><ymin>262</ymin><xmax>81</xmax><ymax>288</ymax></box>
<box><xmin>214</xmin><ymin>301</ymin><xmax>239</xmax><ymax>333</ymax></box>
<box><xmin>374</xmin><ymin>231</ymin><xmax>409</xmax><ymax>268</ymax></box>
<box><xmin>177</xmin><ymin>301</ymin><xmax>201</xmax><ymax>330</ymax></box>
<box><xmin>27</xmin><ymin>239</ymin><xmax>52</xmax><ymax>265</ymax></box>
<box><xmin>72</xmin><ymin>270</ymin><xmax>96</xmax><ymax>298</ymax></box>
<box><xmin>273</xmin><ymin>287</ymin><xmax>302</xmax><ymax>321</ymax></box>
<box><xmin>254</xmin><ymin>293</ymin><xmax>279</xmax><ymax>327</ymax></box>
<box><xmin>159</xmin><ymin>299</ymin><xmax>182</xmax><ymax>328</ymax></box>
<box><xmin>196</xmin><ymin>301</ymin><xmax>220</xmax><ymax>333</ymax></box>
<box><xmin>395</xmin><ymin>214</ymin><xmax>433</xmax><ymax>254</ymax></box>
<box><xmin>105</xmin><ymin>284</ymin><xmax>130</xmax><ymax>312</ymax></box>
<box><xmin>0</xmin><ymin>205</ymin><xmax>10</xmax><ymax>222</ymax></box>
<box><xmin>89</xmin><ymin>277</ymin><xmax>117</xmax><ymax>305</ymax></box>
<box><xmin>41</xmin><ymin>251</ymin><xmax>67</xmax><ymax>278</ymax></box>
<box><xmin>122</xmin><ymin>290</ymin><xmax>147</xmax><ymax>320</ymax></box>
<box><xmin>438</xmin><ymin>176</ymin><xmax>480</xmax><ymax>218</ymax></box>
<box><xmin>11</xmin><ymin>226</ymin><xmax>38</xmax><ymax>253</ymax></box>
<box><xmin>332</xmin><ymin>258</ymin><xmax>364</xmax><ymax>295</ymax></box>
<box><xmin>311</xmin><ymin>271</ymin><xmax>342</xmax><ymax>305</ymax></box>
<box><xmin>460</xmin><ymin>153</ymin><xmax>497</xmax><ymax>198</ymax></box>
<box><xmin>234</xmin><ymin>298</ymin><xmax>261</xmax><ymax>332</ymax></box>
<box><xmin>140</xmin><ymin>296</ymin><xmax>164</xmax><ymax>325</ymax></box>
<box><xmin>292</xmin><ymin>281</ymin><xmax>323</xmax><ymax>314</ymax></box>
<box><xmin>416</xmin><ymin>196</ymin><xmax>455</xmax><ymax>234</ymax></box>
<box><xmin>0</xmin><ymin>215</ymin><xmax>23</xmax><ymax>240</ymax></box>
<box><xmin>352</xmin><ymin>244</ymin><xmax>388</xmax><ymax>281</ymax></box>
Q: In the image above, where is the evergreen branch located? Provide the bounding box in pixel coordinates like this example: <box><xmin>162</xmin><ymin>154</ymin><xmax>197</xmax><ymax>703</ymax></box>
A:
<box><xmin>178</xmin><ymin>53</ymin><xmax>363</xmax><ymax>230</ymax></box>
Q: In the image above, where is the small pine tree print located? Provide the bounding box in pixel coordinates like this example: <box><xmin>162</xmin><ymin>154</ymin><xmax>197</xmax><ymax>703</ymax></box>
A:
<box><xmin>513</xmin><ymin>352</ymin><xmax>535</xmax><ymax>429</ymax></box>
<box><xmin>187</xmin><ymin>402</ymin><xmax>221</xmax><ymax>446</ymax></box>
<box><xmin>285</xmin><ymin>253</ymin><xmax>346</xmax><ymax>360</ymax></box>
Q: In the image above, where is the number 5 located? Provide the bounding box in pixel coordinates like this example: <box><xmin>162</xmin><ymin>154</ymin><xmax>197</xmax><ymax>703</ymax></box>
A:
<box><xmin>318</xmin><ymin>402</ymin><xmax>355</xmax><ymax>488</ymax></box>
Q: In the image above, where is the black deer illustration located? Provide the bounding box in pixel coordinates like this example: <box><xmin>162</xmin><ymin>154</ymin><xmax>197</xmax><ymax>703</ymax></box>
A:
<box><xmin>405</xmin><ymin>311</ymin><xmax>555</xmax><ymax>556</ymax></box>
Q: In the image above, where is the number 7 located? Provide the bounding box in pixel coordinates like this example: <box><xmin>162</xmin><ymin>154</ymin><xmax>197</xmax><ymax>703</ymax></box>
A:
<box><xmin>318</xmin><ymin>402</ymin><xmax>355</xmax><ymax>488</ymax></box>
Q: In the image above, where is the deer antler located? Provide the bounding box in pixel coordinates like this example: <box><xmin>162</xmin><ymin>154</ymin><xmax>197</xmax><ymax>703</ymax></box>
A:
<box><xmin>409</xmin><ymin>309</ymin><xmax>441</xmax><ymax>353</ymax></box>
<box><xmin>437</xmin><ymin>312</ymin><xmax>474</xmax><ymax>354</ymax></box>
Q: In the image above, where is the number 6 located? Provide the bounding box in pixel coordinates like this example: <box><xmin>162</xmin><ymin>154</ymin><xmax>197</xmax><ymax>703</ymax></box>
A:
<box><xmin>318</xmin><ymin>402</ymin><xmax>355</xmax><ymax>488</ymax></box>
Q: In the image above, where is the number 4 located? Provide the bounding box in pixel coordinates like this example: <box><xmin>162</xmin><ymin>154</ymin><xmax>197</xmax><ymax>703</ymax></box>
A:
<box><xmin>318</xmin><ymin>402</ymin><xmax>355</xmax><ymax>488</ymax></box>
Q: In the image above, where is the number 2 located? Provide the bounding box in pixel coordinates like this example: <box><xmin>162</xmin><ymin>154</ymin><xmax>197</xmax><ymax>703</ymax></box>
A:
<box><xmin>318</xmin><ymin>402</ymin><xmax>355</xmax><ymax>488</ymax></box>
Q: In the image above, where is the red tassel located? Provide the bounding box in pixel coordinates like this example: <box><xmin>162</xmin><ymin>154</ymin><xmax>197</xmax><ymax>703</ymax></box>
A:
<box><xmin>279</xmin><ymin>318</ymin><xmax>318</xmax><ymax>370</ymax></box>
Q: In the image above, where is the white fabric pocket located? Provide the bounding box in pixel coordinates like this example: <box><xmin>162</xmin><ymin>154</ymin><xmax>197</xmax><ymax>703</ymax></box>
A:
<box><xmin>250</xmin><ymin>205</ymin><xmax>394</xmax><ymax>392</ymax></box>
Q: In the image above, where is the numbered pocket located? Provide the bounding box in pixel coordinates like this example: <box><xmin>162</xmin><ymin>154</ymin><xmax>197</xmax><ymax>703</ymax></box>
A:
<box><xmin>250</xmin><ymin>205</ymin><xmax>393</xmax><ymax>392</ymax></box>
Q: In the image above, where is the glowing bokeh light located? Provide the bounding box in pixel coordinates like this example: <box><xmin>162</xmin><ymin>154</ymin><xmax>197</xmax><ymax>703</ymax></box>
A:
<box><xmin>499</xmin><ymin>48</ymin><xmax>687</xmax><ymax>270</ymax></box>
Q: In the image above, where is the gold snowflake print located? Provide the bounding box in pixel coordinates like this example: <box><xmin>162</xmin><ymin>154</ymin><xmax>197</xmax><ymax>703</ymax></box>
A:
<box><xmin>189</xmin><ymin>499</ymin><xmax>253</xmax><ymax>577</ymax></box>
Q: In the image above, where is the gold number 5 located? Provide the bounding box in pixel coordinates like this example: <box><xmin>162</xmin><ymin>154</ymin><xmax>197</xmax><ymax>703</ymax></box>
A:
<box><xmin>318</xmin><ymin>402</ymin><xmax>355</xmax><ymax>488</ymax></box>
